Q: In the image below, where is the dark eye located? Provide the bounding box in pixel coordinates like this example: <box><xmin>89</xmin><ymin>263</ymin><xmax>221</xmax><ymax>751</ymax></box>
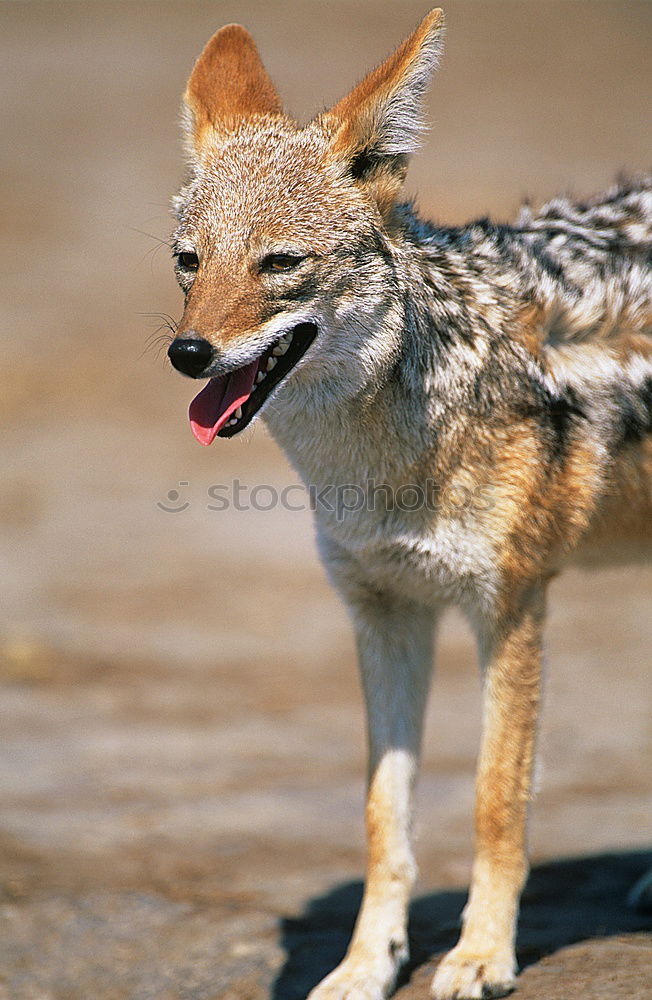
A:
<box><xmin>261</xmin><ymin>253</ymin><xmax>305</xmax><ymax>272</ymax></box>
<box><xmin>176</xmin><ymin>251</ymin><xmax>199</xmax><ymax>271</ymax></box>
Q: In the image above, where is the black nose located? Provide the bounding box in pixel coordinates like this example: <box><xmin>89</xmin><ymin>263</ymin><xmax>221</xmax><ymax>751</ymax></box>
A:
<box><xmin>167</xmin><ymin>337</ymin><xmax>214</xmax><ymax>377</ymax></box>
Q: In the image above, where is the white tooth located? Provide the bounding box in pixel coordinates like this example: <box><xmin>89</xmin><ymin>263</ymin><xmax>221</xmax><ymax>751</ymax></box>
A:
<box><xmin>234</xmin><ymin>407</ymin><xmax>242</xmax><ymax>419</ymax></box>
<box><xmin>266</xmin><ymin>356</ymin><xmax>277</xmax><ymax>371</ymax></box>
<box><xmin>255</xmin><ymin>371</ymin><xmax>265</xmax><ymax>384</ymax></box>
<box><xmin>272</xmin><ymin>345</ymin><xmax>284</xmax><ymax>356</ymax></box>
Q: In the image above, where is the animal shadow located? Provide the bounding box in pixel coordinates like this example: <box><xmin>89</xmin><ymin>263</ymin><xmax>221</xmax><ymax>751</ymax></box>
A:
<box><xmin>272</xmin><ymin>849</ymin><xmax>652</xmax><ymax>999</ymax></box>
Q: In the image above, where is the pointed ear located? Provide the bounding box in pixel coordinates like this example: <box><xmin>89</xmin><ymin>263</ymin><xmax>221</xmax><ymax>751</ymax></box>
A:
<box><xmin>183</xmin><ymin>24</ymin><xmax>283</xmax><ymax>150</ymax></box>
<box><xmin>321</xmin><ymin>9</ymin><xmax>444</xmax><ymax>211</ymax></box>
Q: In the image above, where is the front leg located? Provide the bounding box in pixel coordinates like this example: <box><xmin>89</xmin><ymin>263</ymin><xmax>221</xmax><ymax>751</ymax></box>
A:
<box><xmin>432</xmin><ymin>585</ymin><xmax>546</xmax><ymax>1000</ymax></box>
<box><xmin>309</xmin><ymin>588</ymin><xmax>436</xmax><ymax>1000</ymax></box>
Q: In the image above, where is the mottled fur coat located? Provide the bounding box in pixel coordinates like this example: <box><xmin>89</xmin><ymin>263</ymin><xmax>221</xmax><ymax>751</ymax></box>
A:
<box><xmin>166</xmin><ymin>9</ymin><xmax>651</xmax><ymax>999</ymax></box>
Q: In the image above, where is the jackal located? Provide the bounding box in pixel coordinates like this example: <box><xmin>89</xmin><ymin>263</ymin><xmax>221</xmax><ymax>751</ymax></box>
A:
<box><xmin>165</xmin><ymin>9</ymin><xmax>651</xmax><ymax>998</ymax></box>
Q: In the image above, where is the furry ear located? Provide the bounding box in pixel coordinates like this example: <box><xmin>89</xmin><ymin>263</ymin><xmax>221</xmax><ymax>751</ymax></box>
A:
<box><xmin>184</xmin><ymin>24</ymin><xmax>283</xmax><ymax>149</ymax></box>
<box><xmin>321</xmin><ymin>9</ymin><xmax>444</xmax><ymax>210</ymax></box>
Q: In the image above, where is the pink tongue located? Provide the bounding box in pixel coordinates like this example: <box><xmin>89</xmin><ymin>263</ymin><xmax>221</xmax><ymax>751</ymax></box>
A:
<box><xmin>188</xmin><ymin>361</ymin><xmax>258</xmax><ymax>446</ymax></box>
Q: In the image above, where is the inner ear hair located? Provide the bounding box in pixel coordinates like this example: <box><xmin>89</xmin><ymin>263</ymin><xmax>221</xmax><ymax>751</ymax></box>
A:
<box><xmin>319</xmin><ymin>8</ymin><xmax>444</xmax><ymax>209</ymax></box>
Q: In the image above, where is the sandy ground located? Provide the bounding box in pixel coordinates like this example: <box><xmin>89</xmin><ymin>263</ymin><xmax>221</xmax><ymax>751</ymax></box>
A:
<box><xmin>0</xmin><ymin>2</ymin><xmax>651</xmax><ymax>998</ymax></box>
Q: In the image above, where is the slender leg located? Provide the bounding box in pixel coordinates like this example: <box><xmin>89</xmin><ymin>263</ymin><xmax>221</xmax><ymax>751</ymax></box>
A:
<box><xmin>432</xmin><ymin>585</ymin><xmax>546</xmax><ymax>1000</ymax></box>
<box><xmin>309</xmin><ymin>592</ymin><xmax>436</xmax><ymax>1000</ymax></box>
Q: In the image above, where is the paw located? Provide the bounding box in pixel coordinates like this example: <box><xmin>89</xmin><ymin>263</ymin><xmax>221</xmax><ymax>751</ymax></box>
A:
<box><xmin>431</xmin><ymin>945</ymin><xmax>516</xmax><ymax>1000</ymax></box>
<box><xmin>307</xmin><ymin>952</ymin><xmax>400</xmax><ymax>1000</ymax></box>
<box><xmin>307</xmin><ymin>974</ymin><xmax>384</xmax><ymax>1000</ymax></box>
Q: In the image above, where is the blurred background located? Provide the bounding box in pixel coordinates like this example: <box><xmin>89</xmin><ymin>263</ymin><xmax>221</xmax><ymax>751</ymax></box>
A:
<box><xmin>0</xmin><ymin>2</ymin><xmax>650</xmax><ymax>997</ymax></box>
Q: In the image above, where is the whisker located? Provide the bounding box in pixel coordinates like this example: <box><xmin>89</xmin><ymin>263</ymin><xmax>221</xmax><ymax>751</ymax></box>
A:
<box><xmin>130</xmin><ymin>228</ymin><xmax>176</xmax><ymax>268</ymax></box>
<box><xmin>140</xmin><ymin>326</ymin><xmax>175</xmax><ymax>362</ymax></box>
<box><xmin>144</xmin><ymin>328</ymin><xmax>174</xmax><ymax>347</ymax></box>
<box><xmin>140</xmin><ymin>311</ymin><xmax>179</xmax><ymax>331</ymax></box>
<box><xmin>129</xmin><ymin>227</ymin><xmax>173</xmax><ymax>250</ymax></box>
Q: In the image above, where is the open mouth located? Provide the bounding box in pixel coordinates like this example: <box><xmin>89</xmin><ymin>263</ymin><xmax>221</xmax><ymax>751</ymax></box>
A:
<box><xmin>188</xmin><ymin>322</ymin><xmax>318</xmax><ymax>445</ymax></box>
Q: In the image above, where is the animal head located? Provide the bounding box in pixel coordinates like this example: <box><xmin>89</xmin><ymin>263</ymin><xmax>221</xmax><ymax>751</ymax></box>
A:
<box><xmin>168</xmin><ymin>10</ymin><xmax>444</xmax><ymax>444</ymax></box>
